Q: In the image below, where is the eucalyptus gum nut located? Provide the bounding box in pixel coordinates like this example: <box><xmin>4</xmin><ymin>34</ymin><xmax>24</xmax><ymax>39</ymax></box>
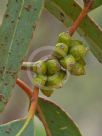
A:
<box><xmin>78</xmin><ymin>58</ymin><xmax>86</xmax><ymax>66</ymax></box>
<box><xmin>46</xmin><ymin>59</ymin><xmax>60</xmax><ymax>75</ymax></box>
<box><xmin>57</xmin><ymin>32</ymin><xmax>71</xmax><ymax>45</ymax></box>
<box><xmin>70</xmin><ymin>44</ymin><xmax>88</xmax><ymax>60</ymax></box>
<box><xmin>33</xmin><ymin>60</ymin><xmax>47</xmax><ymax>74</ymax></box>
<box><xmin>41</xmin><ymin>89</ymin><xmax>54</xmax><ymax>97</ymax></box>
<box><xmin>71</xmin><ymin>63</ymin><xmax>85</xmax><ymax>76</ymax></box>
<box><xmin>53</xmin><ymin>43</ymin><xmax>68</xmax><ymax>59</ymax></box>
<box><xmin>46</xmin><ymin>70</ymin><xmax>67</xmax><ymax>88</ymax></box>
<box><xmin>60</xmin><ymin>55</ymin><xmax>76</xmax><ymax>71</ymax></box>
<box><xmin>69</xmin><ymin>40</ymin><xmax>83</xmax><ymax>47</ymax></box>
<box><xmin>33</xmin><ymin>74</ymin><xmax>47</xmax><ymax>87</ymax></box>
<box><xmin>59</xmin><ymin>70</ymin><xmax>67</xmax><ymax>81</ymax></box>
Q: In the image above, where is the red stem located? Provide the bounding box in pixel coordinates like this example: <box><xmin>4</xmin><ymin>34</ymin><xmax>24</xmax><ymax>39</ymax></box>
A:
<box><xmin>29</xmin><ymin>86</ymin><xmax>39</xmax><ymax>118</ymax></box>
<box><xmin>16</xmin><ymin>79</ymin><xmax>52</xmax><ymax>136</ymax></box>
<box><xmin>16</xmin><ymin>79</ymin><xmax>32</xmax><ymax>98</ymax></box>
<box><xmin>16</xmin><ymin>81</ymin><xmax>39</xmax><ymax>136</ymax></box>
<box><xmin>69</xmin><ymin>0</ymin><xmax>93</xmax><ymax>36</ymax></box>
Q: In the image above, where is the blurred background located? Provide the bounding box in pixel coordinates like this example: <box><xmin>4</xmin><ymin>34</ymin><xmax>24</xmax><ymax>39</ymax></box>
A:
<box><xmin>0</xmin><ymin>0</ymin><xmax>102</xmax><ymax>136</ymax></box>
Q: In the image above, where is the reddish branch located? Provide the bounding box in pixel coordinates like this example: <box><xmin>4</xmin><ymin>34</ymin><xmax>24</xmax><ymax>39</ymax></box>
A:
<box><xmin>16</xmin><ymin>79</ymin><xmax>51</xmax><ymax>136</ymax></box>
<box><xmin>16</xmin><ymin>79</ymin><xmax>39</xmax><ymax>118</ymax></box>
<box><xmin>28</xmin><ymin>86</ymin><xmax>39</xmax><ymax>118</ymax></box>
<box><xmin>16</xmin><ymin>79</ymin><xmax>39</xmax><ymax>136</ymax></box>
<box><xmin>69</xmin><ymin>0</ymin><xmax>93</xmax><ymax>36</ymax></box>
<box><xmin>16</xmin><ymin>79</ymin><xmax>32</xmax><ymax>98</ymax></box>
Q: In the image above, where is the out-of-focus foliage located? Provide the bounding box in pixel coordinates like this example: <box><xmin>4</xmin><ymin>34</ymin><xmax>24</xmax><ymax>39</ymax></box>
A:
<box><xmin>0</xmin><ymin>118</ymin><xmax>34</xmax><ymax>136</ymax></box>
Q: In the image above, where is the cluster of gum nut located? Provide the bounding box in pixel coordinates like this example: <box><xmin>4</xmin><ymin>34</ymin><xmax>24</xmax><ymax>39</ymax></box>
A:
<box><xmin>32</xmin><ymin>32</ymin><xmax>88</xmax><ymax>97</ymax></box>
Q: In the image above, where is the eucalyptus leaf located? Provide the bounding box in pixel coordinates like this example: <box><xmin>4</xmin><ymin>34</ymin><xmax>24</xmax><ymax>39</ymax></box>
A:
<box><xmin>0</xmin><ymin>118</ymin><xmax>34</xmax><ymax>136</ymax></box>
<box><xmin>37</xmin><ymin>97</ymin><xmax>82</xmax><ymax>136</ymax></box>
<box><xmin>45</xmin><ymin>0</ymin><xmax>102</xmax><ymax>63</ymax></box>
<box><xmin>0</xmin><ymin>0</ymin><xmax>44</xmax><ymax>112</ymax></box>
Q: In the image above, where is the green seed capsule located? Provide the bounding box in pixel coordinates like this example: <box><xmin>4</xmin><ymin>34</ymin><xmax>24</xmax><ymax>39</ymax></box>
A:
<box><xmin>60</xmin><ymin>55</ymin><xmax>76</xmax><ymax>71</ymax></box>
<box><xmin>41</xmin><ymin>89</ymin><xmax>54</xmax><ymax>97</ymax></box>
<box><xmin>71</xmin><ymin>63</ymin><xmax>85</xmax><ymax>76</ymax></box>
<box><xmin>33</xmin><ymin>60</ymin><xmax>46</xmax><ymax>75</ymax></box>
<box><xmin>70</xmin><ymin>44</ymin><xmax>88</xmax><ymax>60</ymax></box>
<box><xmin>46</xmin><ymin>70</ymin><xmax>67</xmax><ymax>89</ymax></box>
<box><xmin>77</xmin><ymin>58</ymin><xmax>86</xmax><ymax>66</ymax></box>
<box><xmin>46</xmin><ymin>59</ymin><xmax>60</xmax><ymax>75</ymax></box>
<box><xmin>53</xmin><ymin>43</ymin><xmax>68</xmax><ymax>59</ymax></box>
<box><xmin>57</xmin><ymin>32</ymin><xmax>71</xmax><ymax>45</ymax></box>
<box><xmin>69</xmin><ymin>40</ymin><xmax>83</xmax><ymax>47</ymax></box>
<box><xmin>33</xmin><ymin>74</ymin><xmax>47</xmax><ymax>87</ymax></box>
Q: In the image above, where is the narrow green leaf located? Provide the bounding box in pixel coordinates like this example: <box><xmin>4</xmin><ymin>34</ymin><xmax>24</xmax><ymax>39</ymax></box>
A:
<box><xmin>38</xmin><ymin>97</ymin><xmax>82</xmax><ymax>136</ymax></box>
<box><xmin>0</xmin><ymin>118</ymin><xmax>34</xmax><ymax>136</ymax></box>
<box><xmin>0</xmin><ymin>0</ymin><xmax>44</xmax><ymax>112</ymax></box>
<box><xmin>45</xmin><ymin>0</ymin><xmax>102</xmax><ymax>63</ymax></box>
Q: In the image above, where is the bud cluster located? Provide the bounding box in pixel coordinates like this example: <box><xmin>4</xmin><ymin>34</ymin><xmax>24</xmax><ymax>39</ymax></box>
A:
<box><xmin>33</xmin><ymin>32</ymin><xmax>88</xmax><ymax>96</ymax></box>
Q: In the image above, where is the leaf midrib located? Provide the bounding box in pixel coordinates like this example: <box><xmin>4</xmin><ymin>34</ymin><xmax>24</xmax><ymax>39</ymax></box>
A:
<box><xmin>3</xmin><ymin>0</ymin><xmax>24</xmax><ymax>76</ymax></box>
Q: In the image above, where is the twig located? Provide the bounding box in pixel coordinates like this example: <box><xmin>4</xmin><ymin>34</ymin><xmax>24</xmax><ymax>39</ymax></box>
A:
<box><xmin>16</xmin><ymin>79</ymin><xmax>32</xmax><ymax>98</ymax></box>
<box><xmin>69</xmin><ymin>0</ymin><xmax>93</xmax><ymax>36</ymax></box>
<box><xmin>16</xmin><ymin>79</ymin><xmax>51</xmax><ymax>136</ymax></box>
<box><xmin>16</xmin><ymin>79</ymin><xmax>39</xmax><ymax>136</ymax></box>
